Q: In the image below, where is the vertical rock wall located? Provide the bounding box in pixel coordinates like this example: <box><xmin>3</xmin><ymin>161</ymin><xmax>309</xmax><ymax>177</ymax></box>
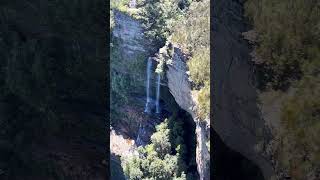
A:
<box><xmin>166</xmin><ymin>46</ymin><xmax>210</xmax><ymax>180</ymax></box>
<box><xmin>112</xmin><ymin>10</ymin><xmax>153</xmax><ymax>59</ymax></box>
<box><xmin>212</xmin><ymin>0</ymin><xmax>275</xmax><ymax>179</ymax></box>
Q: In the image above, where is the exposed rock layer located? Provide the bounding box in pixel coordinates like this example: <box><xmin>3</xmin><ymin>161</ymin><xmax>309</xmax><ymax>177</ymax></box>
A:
<box><xmin>112</xmin><ymin>10</ymin><xmax>154</xmax><ymax>59</ymax></box>
<box><xmin>113</xmin><ymin>11</ymin><xmax>145</xmax><ymax>56</ymax></box>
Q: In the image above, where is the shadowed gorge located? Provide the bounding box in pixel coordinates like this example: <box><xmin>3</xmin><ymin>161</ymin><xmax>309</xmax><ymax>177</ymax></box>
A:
<box><xmin>213</xmin><ymin>130</ymin><xmax>264</xmax><ymax>180</ymax></box>
<box><xmin>0</xmin><ymin>0</ymin><xmax>107</xmax><ymax>179</ymax></box>
<box><xmin>212</xmin><ymin>0</ymin><xmax>274</xmax><ymax>179</ymax></box>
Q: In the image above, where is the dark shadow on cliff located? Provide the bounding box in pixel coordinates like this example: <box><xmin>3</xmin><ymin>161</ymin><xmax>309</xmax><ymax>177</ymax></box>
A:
<box><xmin>0</xmin><ymin>0</ymin><xmax>107</xmax><ymax>179</ymax></box>
<box><xmin>212</xmin><ymin>130</ymin><xmax>264</xmax><ymax>180</ymax></box>
<box><xmin>110</xmin><ymin>154</ymin><xmax>125</xmax><ymax>180</ymax></box>
<box><xmin>212</xmin><ymin>0</ymin><xmax>275</xmax><ymax>179</ymax></box>
<box><xmin>168</xmin><ymin>109</ymin><xmax>199</xmax><ymax>180</ymax></box>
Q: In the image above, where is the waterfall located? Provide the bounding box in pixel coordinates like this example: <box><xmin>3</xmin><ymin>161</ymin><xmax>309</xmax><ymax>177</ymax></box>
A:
<box><xmin>144</xmin><ymin>58</ymin><xmax>152</xmax><ymax>113</ymax></box>
<box><xmin>136</xmin><ymin>123</ymin><xmax>142</xmax><ymax>146</ymax></box>
<box><xmin>136</xmin><ymin>123</ymin><xmax>145</xmax><ymax>147</ymax></box>
<box><xmin>155</xmin><ymin>73</ymin><xmax>161</xmax><ymax>113</ymax></box>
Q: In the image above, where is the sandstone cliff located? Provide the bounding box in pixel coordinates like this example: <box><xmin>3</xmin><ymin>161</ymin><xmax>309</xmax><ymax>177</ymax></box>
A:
<box><xmin>165</xmin><ymin>45</ymin><xmax>210</xmax><ymax>180</ymax></box>
<box><xmin>112</xmin><ymin>10</ymin><xmax>153</xmax><ymax>59</ymax></box>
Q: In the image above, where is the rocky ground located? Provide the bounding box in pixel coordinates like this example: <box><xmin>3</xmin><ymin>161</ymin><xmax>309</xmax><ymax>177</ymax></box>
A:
<box><xmin>110</xmin><ymin>128</ymin><xmax>137</xmax><ymax>157</ymax></box>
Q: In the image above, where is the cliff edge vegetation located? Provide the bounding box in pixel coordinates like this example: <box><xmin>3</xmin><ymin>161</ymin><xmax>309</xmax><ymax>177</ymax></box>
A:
<box><xmin>245</xmin><ymin>0</ymin><xmax>320</xmax><ymax>179</ymax></box>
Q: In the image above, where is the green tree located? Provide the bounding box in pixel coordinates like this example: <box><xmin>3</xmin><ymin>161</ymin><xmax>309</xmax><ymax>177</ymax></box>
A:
<box><xmin>138</xmin><ymin>0</ymin><xmax>185</xmax><ymax>45</ymax></box>
<box><xmin>277</xmin><ymin>75</ymin><xmax>320</xmax><ymax>179</ymax></box>
<box><xmin>171</xmin><ymin>0</ymin><xmax>210</xmax><ymax>120</ymax></box>
<box><xmin>151</xmin><ymin>121</ymin><xmax>171</xmax><ymax>158</ymax></box>
<box><xmin>245</xmin><ymin>0</ymin><xmax>320</xmax><ymax>178</ymax></box>
<box><xmin>122</xmin><ymin>119</ymin><xmax>187</xmax><ymax>180</ymax></box>
<box><xmin>245</xmin><ymin>0</ymin><xmax>320</xmax><ymax>89</ymax></box>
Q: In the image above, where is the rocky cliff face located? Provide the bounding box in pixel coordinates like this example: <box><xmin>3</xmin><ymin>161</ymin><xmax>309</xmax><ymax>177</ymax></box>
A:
<box><xmin>166</xmin><ymin>46</ymin><xmax>210</xmax><ymax>180</ymax></box>
<box><xmin>212</xmin><ymin>0</ymin><xmax>275</xmax><ymax>179</ymax></box>
<box><xmin>112</xmin><ymin>10</ymin><xmax>154</xmax><ymax>60</ymax></box>
<box><xmin>111</xmin><ymin>10</ymin><xmax>154</xmax><ymax>138</ymax></box>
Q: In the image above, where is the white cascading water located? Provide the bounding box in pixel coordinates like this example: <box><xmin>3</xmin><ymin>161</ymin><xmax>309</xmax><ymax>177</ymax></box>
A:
<box><xmin>136</xmin><ymin>123</ymin><xmax>142</xmax><ymax>146</ymax></box>
<box><xmin>144</xmin><ymin>58</ymin><xmax>152</xmax><ymax>113</ymax></box>
<box><xmin>136</xmin><ymin>122</ymin><xmax>147</xmax><ymax>147</ymax></box>
<box><xmin>155</xmin><ymin>73</ymin><xmax>161</xmax><ymax>113</ymax></box>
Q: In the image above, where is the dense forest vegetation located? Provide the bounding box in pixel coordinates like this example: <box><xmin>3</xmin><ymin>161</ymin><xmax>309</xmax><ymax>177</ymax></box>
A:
<box><xmin>122</xmin><ymin>116</ymin><xmax>197</xmax><ymax>180</ymax></box>
<box><xmin>0</xmin><ymin>0</ymin><xmax>106</xmax><ymax>179</ymax></box>
<box><xmin>245</xmin><ymin>0</ymin><xmax>320</xmax><ymax>179</ymax></box>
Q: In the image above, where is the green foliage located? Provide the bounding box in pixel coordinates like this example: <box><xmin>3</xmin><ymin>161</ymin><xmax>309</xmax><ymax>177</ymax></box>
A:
<box><xmin>111</xmin><ymin>0</ymin><xmax>141</xmax><ymax>17</ymax></box>
<box><xmin>277</xmin><ymin>75</ymin><xmax>320</xmax><ymax>179</ymax></box>
<box><xmin>245</xmin><ymin>0</ymin><xmax>320</xmax><ymax>178</ymax></box>
<box><xmin>178</xmin><ymin>0</ymin><xmax>210</xmax><ymax>88</ymax></box>
<box><xmin>138</xmin><ymin>0</ymin><xmax>187</xmax><ymax>45</ymax></box>
<box><xmin>197</xmin><ymin>82</ymin><xmax>210</xmax><ymax>120</ymax></box>
<box><xmin>122</xmin><ymin>119</ymin><xmax>187</xmax><ymax>180</ymax></box>
<box><xmin>155</xmin><ymin>43</ymin><xmax>173</xmax><ymax>76</ymax></box>
<box><xmin>151</xmin><ymin>121</ymin><xmax>172</xmax><ymax>158</ymax></box>
<box><xmin>187</xmin><ymin>48</ymin><xmax>210</xmax><ymax>88</ymax></box>
<box><xmin>171</xmin><ymin>0</ymin><xmax>210</xmax><ymax>119</ymax></box>
<box><xmin>245</xmin><ymin>0</ymin><xmax>320</xmax><ymax>89</ymax></box>
<box><xmin>111</xmin><ymin>0</ymin><xmax>130</xmax><ymax>12</ymax></box>
<box><xmin>171</xmin><ymin>0</ymin><xmax>209</xmax><ymax>54</ymax></box>
<box><xmin>123</xmin><ymin>156</ymin><xmax>144</xmax><ymax>180</ymax></box>
<box><xmin>155</xmin><ymin>57</ymin><xmax>165</xmax><ymax>75</ymax></box>
<box><xmin>167</xmin><ymin>118</ymin><xmax>188</xmax><ymax>175</ymax></box>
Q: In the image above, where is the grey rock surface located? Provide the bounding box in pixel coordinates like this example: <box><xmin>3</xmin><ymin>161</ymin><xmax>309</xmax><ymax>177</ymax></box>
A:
<box><xmin>212</xmin><ymin>0</ymin><xmax>275</xmax><ymax>179</ymax></box>
<box><xmin>166</xmin><ymin>46</ymin><xmax>210</xmax><ymax>180</ymax></box>
<box><xmin>112</xmin><ymin>10</ymin><xmax>153</xmax><ymax>60</ymax></box>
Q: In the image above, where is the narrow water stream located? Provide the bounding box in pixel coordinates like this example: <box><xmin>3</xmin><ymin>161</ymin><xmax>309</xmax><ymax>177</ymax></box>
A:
<box><xmin>135</xmin><ymin>58</ymin><xmax>198</xmax><ymax>179</ymax></box>
<box><xmin>155</xmin><ymin>73</ymin><xmax>161</xmax><ymax>113</ymax></box>
<box><xmin>144</xmin><ymin>57</ymin><xmax>152</xmax><ymax>113</ymax></box>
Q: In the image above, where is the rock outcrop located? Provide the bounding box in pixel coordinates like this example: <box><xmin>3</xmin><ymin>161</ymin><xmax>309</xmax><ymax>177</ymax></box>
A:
<box><xmin>112</xmin><ymin>10</ymin><xmax>153</xmax><ymax>59</ymax></box>
<box><xmin>212</xmin><ymin>0</ymin><xmax>275</xmax><ymax>179</ymax></box>
<box><xmin>111</xmin><ymin>10</ymin><xmax>156</xmax><ymax>138</ymax></box>
<box><xmin>166</xmin><ymin>46</ymin><xmax>210</xmax><ymax>180</ymax></box>
<box><xmin>110</xmin><ymin>128</ymin><xmax>138</xmax><ymax>158</ymax></box>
